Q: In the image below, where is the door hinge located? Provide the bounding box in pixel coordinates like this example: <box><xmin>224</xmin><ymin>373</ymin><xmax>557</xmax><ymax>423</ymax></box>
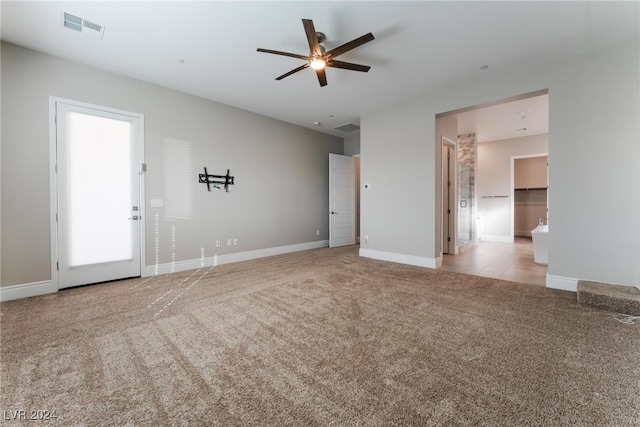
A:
<box><xmin>141</xmin><ymin>163</ymin><xmax>147</xmax><ymax>173</ymax></box>
<box><xmin>447</xmin><ymin>237</ymin><xmax>451</xmax><ymax>242</ymax></box>
<box><xmin>56</xmin><ymin>213</ymin><xmax>58</xmax><ymax>222</ymax></box>
<box><xmin>448</xmin><ymin>209</ymin><xmax>451</xmax><ymax>214</ymax></box>
<box><xmin>56</xmin><ymin>262</ymin><xmax>59</xmax><ymax>271</ymax></box>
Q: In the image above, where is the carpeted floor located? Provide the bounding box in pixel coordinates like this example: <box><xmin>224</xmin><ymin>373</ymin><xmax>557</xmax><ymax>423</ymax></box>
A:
<box><xmin>1</xmin><ymin>246</ymin><xmax>639</xmax><ymax>426</ymax></box>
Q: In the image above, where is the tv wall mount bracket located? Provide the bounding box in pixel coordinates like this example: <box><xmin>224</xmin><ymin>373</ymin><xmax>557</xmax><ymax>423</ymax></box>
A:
<box><xmin>198</xmin><ymin>167</ymin><xmax>235</xmax><ymax>192</ymax></box>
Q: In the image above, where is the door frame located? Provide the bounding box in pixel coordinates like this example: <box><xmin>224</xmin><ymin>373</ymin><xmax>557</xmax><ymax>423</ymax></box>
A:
<box><xmin>441</xmin><ymin>136</ymin><xmax>457</xmax><ymax>255</ymax></box>
<box><xmin>49</xmin><ymin>97</ymin><xmax>146</xmax><ymax>290</ymax></box>
<box><xmin>510</xmin><ymin>152</ymin><xmax>548</xmax><ymax>240</ymax></box>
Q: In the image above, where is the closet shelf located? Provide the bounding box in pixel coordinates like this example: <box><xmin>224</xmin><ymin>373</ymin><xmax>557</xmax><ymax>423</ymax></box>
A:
<box><xmin>515</xmin><ymin>187</ymin><xmax>547</xmax><ymax>191</ymax></box>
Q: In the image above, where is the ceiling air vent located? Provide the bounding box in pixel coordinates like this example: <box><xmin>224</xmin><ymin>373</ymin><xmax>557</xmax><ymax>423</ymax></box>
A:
<box><xmin>333</xmin><ymin>123</ymin><xmax>360</xmax><ymax>133</ymax></box>
<box><xmin>62</xmin><ymin>12</ymin><xmax>105</xmax><ymax>39</ymax></box>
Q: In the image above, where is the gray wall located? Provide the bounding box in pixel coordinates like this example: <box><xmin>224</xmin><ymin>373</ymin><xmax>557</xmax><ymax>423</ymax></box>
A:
<box><xmin>1</xmin><ymin>42</ymin><xmax>343</xmax><ymax>287</ymax></box>
<box><xmin>361</xmin><ymin>39</ymin><xmax>640</xmax><ymax>287</ymax></box>
<box><xmin>343</xmin><ymin>132</ymin><xmax>361</xmax><ymax>156</ymax></box>
<box><xmin>477</xmin><ymin>134</ymin><xmax>548</xmax><ymax>240</ymax></box>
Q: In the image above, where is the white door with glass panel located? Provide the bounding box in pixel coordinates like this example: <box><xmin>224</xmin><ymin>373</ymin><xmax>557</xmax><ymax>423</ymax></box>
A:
<box><xmin>54</xmin><ymin>101</ymin><xmax>143</xmax><ymax>289</ymax></box>
<box><xmin>329</xmin><ymin>154</ymin><xmax>356</xmax><ymax>247</ymax></box>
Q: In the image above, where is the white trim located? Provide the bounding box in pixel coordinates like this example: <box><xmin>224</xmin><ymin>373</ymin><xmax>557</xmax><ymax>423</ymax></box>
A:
<box><xmin>546</xmin><ymin>274</ymin><xmax>578</xmax><ymax>292</ymax></box>
<box><xmin>144</xmin><ymin>240</ymin><xmax>329</xmax><ymax>276</ymax></box>
<box><xmin>0</xmin><ymin>281</ymin><xmax>57</xmax><ymax>302</ymax></box>
<box><xmin>441</xmin><ymin>136</ymin><xmax>457</xmax><ymax>256</ymax></box>
<box><xmin>49</xmin><ymin>97</ymin><xmax>146</xmax><ymax>289</ymax></box>
<box><xmin>435</xmin><ymin>256</ymin><xmax>443</xmax><ymax>268</ymax></box>
<box><xmin>138</xmin><ymin>113</ymin><xmax>147</xmax><ymax>281</ymax></box>
<box><xmin>49</xmin><ymin>97</ymin><xmax>59</xmax><ymax>290</ymax></box>
<box><xmin>2</xmin><ymin>241</ymin><xmax>329</xmax><ymax>301</ymax></box>
<box><xmin>359</xmin><ymin>248</ymin><xmax>438</xmax><ymax>269</ymax></box>
<box><xmin>479</xmin><ymin>234</ymin><xmax>514</xmax><ymax>243</ymax></box>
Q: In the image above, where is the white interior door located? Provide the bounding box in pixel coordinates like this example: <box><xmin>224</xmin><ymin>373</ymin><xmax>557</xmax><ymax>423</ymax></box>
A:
<box><xmin>329</xmin><ymin>154</ymin><xmax>356</xmax><ymax>248</ymax></box>
<box><xmin>54</xmin><ymin>101</ymin><xmax>143</xmax><ymax>289</ymax></box>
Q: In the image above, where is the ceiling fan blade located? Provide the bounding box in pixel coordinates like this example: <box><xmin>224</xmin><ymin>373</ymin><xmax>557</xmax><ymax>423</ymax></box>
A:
<box><xmin>327</xmin><ymin>60</ymin><xmax>371</xmax><ymax>72</ymax></box>
<box><xmin>276</xmin><ymin>63</ymin><xmax>309</xmax><ymax>80</ymax></box>
<box><xmin>302</xmin><ymin>19</ymin><xmax>322</xmax><ymax>57</ymax></box>
<box><xmin>325</xmin><ymin>33</ymin><xmax>375</xmax><ymax>59</ymax></box>
<box><xmin>315</xmin><ymin>68</ymin><xmax>327</xmax><ymax>87</ymax></box>
<box><xmin>257</xmin><ymin>48</ymin><xmax>310</xmax><ymax>61</ymax></box>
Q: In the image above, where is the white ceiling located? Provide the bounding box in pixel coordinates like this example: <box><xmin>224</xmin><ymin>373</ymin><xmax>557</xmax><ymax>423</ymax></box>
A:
<box><xmin>1</xmin><ymin>1</ymin><xmax>638</xmax><ymax>138</ymax></box>
<box><xmin>447</xmin><ymin>93</ymin><xmax>549</xmax><ymax>143</ymax></box>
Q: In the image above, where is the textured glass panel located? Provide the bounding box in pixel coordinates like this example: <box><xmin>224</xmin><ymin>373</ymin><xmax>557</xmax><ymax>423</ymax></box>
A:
<box><xmin>457</xmin><ymin>164</ymin><xmax>474</xmax><ymax>245</ymax></box>
<box><xmin>457</xmin><ymin>134</ymin><xmax>476</xmax><ymax>246</ymax></box>
<box><xmin>68</xmin><ymin>112</ymin><xmax>132</xmax><ymax>266</ymax></box>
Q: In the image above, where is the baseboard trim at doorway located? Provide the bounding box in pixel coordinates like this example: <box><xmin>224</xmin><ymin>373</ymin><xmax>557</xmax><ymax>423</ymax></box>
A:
<box><xmin>0</xmin><ymin>280</ymin><xmax>57</xmax><ymax>302</ymax></box>
<box><xmin>359</xmin><ymin>248</ymin><xmax>438</xmax><ymax>269</ymax></box>
<box><xmin>546</xmin><ymin>274</ymin><xmax>578</xmax><ymax>292</ymax></box>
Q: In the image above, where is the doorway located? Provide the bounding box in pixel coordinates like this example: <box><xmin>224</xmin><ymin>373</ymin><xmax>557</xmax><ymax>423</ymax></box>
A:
<box><xmin>329</xmin><ymin>153</ymin><xmax>356</xmax><ymax>248</ymax></box>
<box><xmin>50</xmin><ymin>98</ymin><xmax>145</xmax><ymax>289</ymax></box>
<box><xmin>435</xmin><ymin>90</ymin><xmax>549</xmax><ymax>286</ymax></box>
<box><xmin>512</xmin><ymin>154</ymin><xmax>549</xmax><ymax>238</ymax></box>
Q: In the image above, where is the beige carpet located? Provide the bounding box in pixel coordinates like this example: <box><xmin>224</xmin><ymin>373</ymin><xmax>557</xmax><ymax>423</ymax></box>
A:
<box><xmin>1</xmin><ymin>246</ymin><xmax>639</xmax><ymax>426</ymax></box>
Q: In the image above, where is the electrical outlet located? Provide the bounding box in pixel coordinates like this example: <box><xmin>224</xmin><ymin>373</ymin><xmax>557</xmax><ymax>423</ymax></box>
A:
<box><xmin>233</xmin><ymin>238</ymin><xmax>238</xmax><ymax>246</ymax></box>
<box><xmin>216</xmin><ymin>240</ymin><xmax>221</xmax><ymax>248</ymax></box>
<box><xmin>227</xmin><ymin>239</ymin><xmax>232</xmax><ymax>246</ymax></box>
<box><xmin>365</xmin><ymin>235</ymin><xmax>369</xmax><ymax>243</ymax></box>
<box><xmin>316</xmin><ymin>230</ymin><xmax>320</xmax><ymax>236</ymax></box>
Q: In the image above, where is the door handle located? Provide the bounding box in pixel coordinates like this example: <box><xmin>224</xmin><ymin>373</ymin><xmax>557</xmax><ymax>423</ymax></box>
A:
<box><xmin>128</xmin><ymin>216</ymin><xmax>139</xmax><ymax>220</ymax></box>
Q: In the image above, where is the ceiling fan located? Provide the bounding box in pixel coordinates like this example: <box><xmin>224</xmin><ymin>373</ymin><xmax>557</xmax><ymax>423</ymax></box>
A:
<box><xmin>257</xmin><ymin>19</ymin><xmax>374</xmax><ymax>87</ymax></box>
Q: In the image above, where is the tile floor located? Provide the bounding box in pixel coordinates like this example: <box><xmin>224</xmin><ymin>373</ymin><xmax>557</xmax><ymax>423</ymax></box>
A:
<box><xmin>439</xmin><ymin>237</ymin><xmax>548</xmax><ymax>286</ymax></box>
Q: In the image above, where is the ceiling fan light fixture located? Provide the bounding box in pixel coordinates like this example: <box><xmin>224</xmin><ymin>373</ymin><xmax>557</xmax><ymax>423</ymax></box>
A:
<box><xmin>257</xmin><ymin>18</ymin><xmax>374</xmax><ymax>87</ymax></box>
<box><xmin>310</xmin><ymin>57</ymin><xmax>326</xmax><ymax>70</ymax></box>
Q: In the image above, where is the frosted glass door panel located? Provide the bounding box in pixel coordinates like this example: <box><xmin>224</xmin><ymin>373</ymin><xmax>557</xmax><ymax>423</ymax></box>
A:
<box><xmin>68</xmin><ymin>112</ymin><xmax>133</xmax><ymax>266</ymax></box>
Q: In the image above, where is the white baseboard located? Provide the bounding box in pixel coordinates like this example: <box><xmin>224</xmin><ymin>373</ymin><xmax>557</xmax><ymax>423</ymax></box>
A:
<box><xmin>359</xmin><ymin>248</ymin><xmax>438</xmax><ymax>269</ymax></box>
<box><xmin>546</xmin><ymin>274</ymin><xmax>578</xmax><ymax>292</ymax></box>
<box><xmin>144</xmin><ymin>240</ymin><xmax>329</xmax><ymax>276</ymax></box>
<box><xmin>0</xmin><ymin>280</ymin><xmax>57</xmax><ymax>302</ymax></box>
<box><xmin>479</xmin><ymin>235</ymin><xmax>514</xmax><ymax>243</ymax></box>
<box><xmin>1</xmin><ymin>241</ymin><xmax>329</xmax><ymax>302</ymax></box>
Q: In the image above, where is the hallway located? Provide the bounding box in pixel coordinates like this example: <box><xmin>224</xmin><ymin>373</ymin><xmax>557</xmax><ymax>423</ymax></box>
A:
<box><xmin>440</xmin><ymin>237</ymin><xmax>547</xmax><ymax>286</ymax></box>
